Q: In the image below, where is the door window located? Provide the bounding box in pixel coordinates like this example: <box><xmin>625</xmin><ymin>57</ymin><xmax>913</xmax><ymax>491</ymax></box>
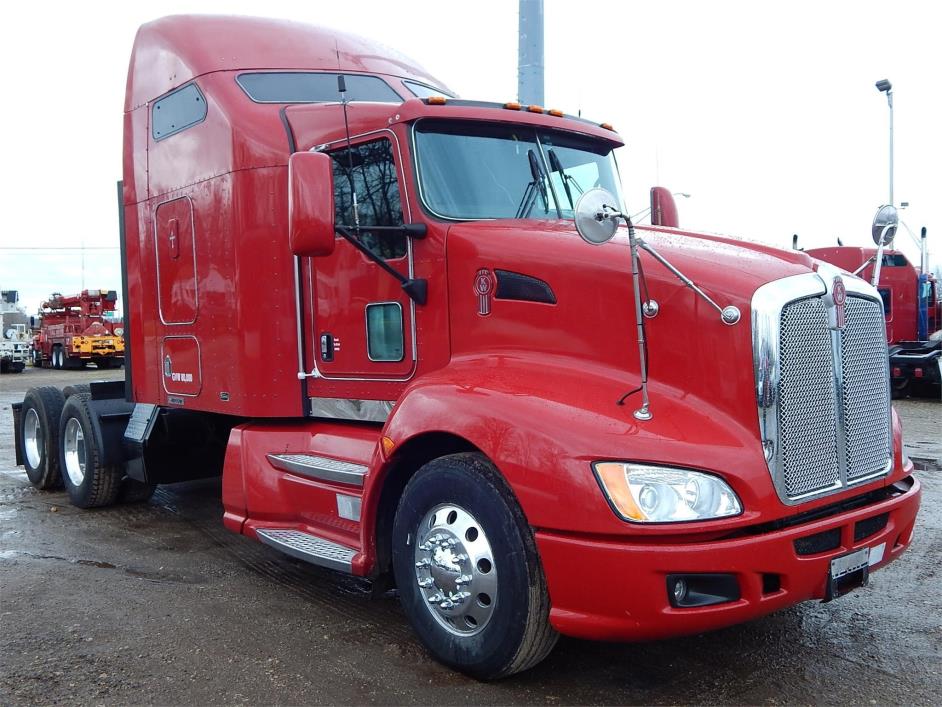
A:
<box><xmin>330</xmin><ymin>139</ymin><xmax>408</xmax><ymax>260</ymax></box>
<box><xmin>366</xmin><ymin>303</ymin><xmax>404</xmax><ymax>362</ymax></box>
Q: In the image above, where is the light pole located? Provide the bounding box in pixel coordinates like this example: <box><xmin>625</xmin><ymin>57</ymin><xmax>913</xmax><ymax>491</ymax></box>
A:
<box><xmin>875</xmin><ymin>79</ymin><xmax>893</xmax><ymax>206</ymax></box>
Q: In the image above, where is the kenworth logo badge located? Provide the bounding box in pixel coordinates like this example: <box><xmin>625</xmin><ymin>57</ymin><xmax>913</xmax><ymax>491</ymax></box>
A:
<box><xmin>824</xmin><ymin>275</ymin><xmax>847</xmax><ymax>331</ymax></box>
<box><xmin>474</xmin><ymin>268</ymin><xmax>495</xmax><ymax>316</ymax></box>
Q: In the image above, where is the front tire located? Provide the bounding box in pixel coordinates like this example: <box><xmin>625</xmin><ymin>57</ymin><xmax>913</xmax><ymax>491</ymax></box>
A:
<box><xmin>392</xmin><ymin>453</ymin><xmax>557</xmax><ymax>679</ymax></box>
<box><xmin>59</xmin><ymin>394</ymin><xmax>121</xmax><ymax>508</ymax></box>
<box><xmin>19</xmin><ymin>387</ymin><xmax>66</xmax><ymax>489</ymax></box>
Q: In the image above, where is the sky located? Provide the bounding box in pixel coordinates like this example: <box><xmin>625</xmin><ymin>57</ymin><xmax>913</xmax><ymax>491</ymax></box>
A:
<box><xmin>1</xmin><ymin>0</ymin><xmax>939</xmax><ymax>315</ymax></box>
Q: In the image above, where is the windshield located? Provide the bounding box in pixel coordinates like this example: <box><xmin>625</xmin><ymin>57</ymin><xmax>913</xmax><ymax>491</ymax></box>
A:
<box><xmin>413</xmin><ymin>120</ymin><xmax>623</xmax><ymax>220</ymax></box>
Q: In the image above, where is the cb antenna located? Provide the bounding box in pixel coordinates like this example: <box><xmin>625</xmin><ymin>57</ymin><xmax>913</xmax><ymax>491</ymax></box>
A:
<box><xmin>336</xmin><ymin>44</ymin><xmax>359</xmax><ymax>231</ymax></box>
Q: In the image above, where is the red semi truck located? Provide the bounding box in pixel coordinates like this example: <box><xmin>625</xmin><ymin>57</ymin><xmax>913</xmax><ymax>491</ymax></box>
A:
<box><xmin>33</xmin><ymin>289</ymin><xmax>125</xmax><ymax>369</ymax></box>
<box><xmin>13</xmin><ymin>16</ymin><xmax>920</xmax><ymax>678</ymax></box>
<box><xmin>806</xmin><ymin>245</ymin><xmax>941</xmax><ymax>396</ymax></box>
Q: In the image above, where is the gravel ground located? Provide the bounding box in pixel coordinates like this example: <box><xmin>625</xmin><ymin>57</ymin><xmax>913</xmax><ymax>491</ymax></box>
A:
<box><xmin>1</xmin><ymin>366</ymin><xmax>940</xmax><ymax>705</ymax></box>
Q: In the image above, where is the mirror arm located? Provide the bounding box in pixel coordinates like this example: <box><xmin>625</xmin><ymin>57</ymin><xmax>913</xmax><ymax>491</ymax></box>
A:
<box><xmin>335</xmin><ymin>225</ymin><xmax>427</xmax><ymax>304</ymax></box>
<box><xmin>853</xmin><ymin>256</ymin><xmax>876</xmax><ymax>276</ymax></box>
<box><xmin>635</xmin><ymin>240</ymin><xmax>737</xmax><ymax>322</ymax></box>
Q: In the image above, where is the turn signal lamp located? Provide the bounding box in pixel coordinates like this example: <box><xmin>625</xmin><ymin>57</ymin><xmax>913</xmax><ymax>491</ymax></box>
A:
<box><xmin>380</xmin><ymin>435</ymin><xmax>396</xmax><ymax>459</ymax></box>
<box><xmin>593</xmin><ymin>462</ymin><xmax>742</xmax><ymax>523</ymax></box>
<box><xmin>527</xmin><ymin>104</ymin><xmax>545</xmax><ymax>113</ymax></box>
<box><xmin>427</xmin><ymin>96</ymin><xmax>447</xmax><ymax>105</ymax></box>
<box><xmin>503</xmin><ymin>101</ymin><xmax>522</xmax><ymax>110</ymax></box>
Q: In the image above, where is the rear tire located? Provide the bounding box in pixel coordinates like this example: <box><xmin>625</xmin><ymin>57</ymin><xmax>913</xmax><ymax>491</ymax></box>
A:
<box><xmin>59</xmin><ymin>394</ymin><xmax>121</xmax><ymax>508</ymax></box>
<box><xmin>19</xmin><ymin>387</ymin><xmax>66</xmax><ymax>489</ymax></box>
<box><xmin>392</xmin><ymin>453</ymin><xmax>558</xmax><ymax>679</ymax></box>
<box><xmin>62</xmin><ymin>383</ymin><xmax>91</xmax><ymax>399</ymax></box>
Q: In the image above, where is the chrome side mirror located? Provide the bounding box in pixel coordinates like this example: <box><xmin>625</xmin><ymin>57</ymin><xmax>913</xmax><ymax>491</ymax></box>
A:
<box><xmin>574</xmin><ymin>188</ymin><xmax>620</xmax><ymax>244</ymax></box>
<box><xmin>871</xmin><ymin>204</ymin><xmax>898</xmax><ymax>246</ymax></box>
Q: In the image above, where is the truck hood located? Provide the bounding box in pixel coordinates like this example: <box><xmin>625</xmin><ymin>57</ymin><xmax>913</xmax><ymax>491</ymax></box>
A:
<box><xmin>444</xmin><ymin>218</ymin><xmax>824</xmax><ymax>453</ymax></box>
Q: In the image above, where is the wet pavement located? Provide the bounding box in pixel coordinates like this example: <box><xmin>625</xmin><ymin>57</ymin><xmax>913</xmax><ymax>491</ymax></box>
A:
<box><xmin>1</xmin><ymin>367</ymin><xmax>940</xmax><ymax>705</ymax></box>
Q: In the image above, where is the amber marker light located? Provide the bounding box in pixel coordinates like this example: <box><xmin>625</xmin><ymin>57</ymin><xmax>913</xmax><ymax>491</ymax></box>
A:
<box><xmin>594</xmin><ymin>462</ymin><xmax>645</xmax><ymax>521</ymax></box>
<box><xmin>503</xmin><ymin>101</ymin><xmax>522</xmax><ymax>110</ymax></box>
<box><xmin>380</xmin><ymin>436</ymin><xmax>396</xmax><ymax>459</ymax></box>
<box><xmin>426</xmin><ymin>96</ymin><xmax>447</xmax><ymax>105</ymax></box>
<box><xmin>527</xmin><ymin>105</ymin><xmax>545</xmax><ymax>113</ymax></box>
<box><xmin>600</xmin><ymin>122</ymin><xmax>615</xmax><ymax>130</ymax></box>
<box><xmin>547</xmin><ymin>109</ymin><xmax>564</xmax><ymax>117</ymax></box>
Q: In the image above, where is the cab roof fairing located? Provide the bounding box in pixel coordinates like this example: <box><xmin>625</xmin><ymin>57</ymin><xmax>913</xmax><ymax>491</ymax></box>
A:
<box><xmin>125</xmin><ymin>14</ymin><xmax>451</xmax><ymax>111</ymax></box>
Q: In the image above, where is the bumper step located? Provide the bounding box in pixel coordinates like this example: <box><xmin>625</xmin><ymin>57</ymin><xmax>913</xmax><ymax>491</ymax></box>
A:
<box><xmin>255</xmin><ymin>528</ymin><xmax>356</xmax><ymax>572</ymax></box>
<box><xmin>267</xmin><ymin>453</ymin><xmax>367</xmax><ymax>487</ymax></box>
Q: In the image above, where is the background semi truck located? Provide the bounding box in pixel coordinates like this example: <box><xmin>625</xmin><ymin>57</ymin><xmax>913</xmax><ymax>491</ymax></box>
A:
<box><xmin>806</xmin><ymin>244</ymin><xmax>941</xmax><ymax>397</ymax></box>
<box><xmin>32</xmin><ymin>289</ymin><xmax>125</xmax><ymax>369</ymax></box>
<box><xmin>12</xmin><ymin>15</ymin><xmax>920</xmax><ymax>679</ymax></box>
<box><xmin>1</xmin><ymin>289</ymin><xmax>30</xmax><ymax>373</ymax></box>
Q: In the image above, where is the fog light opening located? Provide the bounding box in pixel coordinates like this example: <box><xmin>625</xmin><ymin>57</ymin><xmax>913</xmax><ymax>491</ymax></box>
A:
<box><xmin>673</xmin><ymin>578</ymin><xmax>688</xmax><ymax>603</ymax></box>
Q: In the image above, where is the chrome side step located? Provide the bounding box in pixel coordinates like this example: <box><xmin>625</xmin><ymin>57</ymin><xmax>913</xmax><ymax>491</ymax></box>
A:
<box><xmin>267</xmin><ymin>453</ymin><xmax>368</xmax><ymax>487</ymax></box>
<box><xmin>255</xmin><ymin>529</ymin><xmax>356</xmax><ymax>573</ymax></box>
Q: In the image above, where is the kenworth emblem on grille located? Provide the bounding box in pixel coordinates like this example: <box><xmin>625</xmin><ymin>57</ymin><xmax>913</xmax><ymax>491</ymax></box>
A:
<box><xmin>473</xmin><ymin>268</ymin><xmax>494</xmax><ymax>316</ymax></box>
<box><xmin>824</xmin><ymin>275</ymin><xmax>847</xmax><ymax>330</ymax></box>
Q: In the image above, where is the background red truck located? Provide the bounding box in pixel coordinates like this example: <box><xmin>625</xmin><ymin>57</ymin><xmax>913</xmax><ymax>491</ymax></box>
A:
<box><xmin>806</xmin><ymin>245</ymin><xmax>941</xmax><ymax>397</ymax></box>
<box><xmin>12</xmin><ymin>15</ymin><xmax>920</xmax><ymax>679</ymax></box>
<box><xmin>32</xmin><ymin>289</ymin><xmax>125</xmax><ymax>370</ymax></box>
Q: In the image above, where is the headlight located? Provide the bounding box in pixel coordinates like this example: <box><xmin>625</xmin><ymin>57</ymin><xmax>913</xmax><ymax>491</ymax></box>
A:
<box><xmin>593</xmin><ymin>462</ymin><xmax>742</xmax><ymax>523</ymax></box>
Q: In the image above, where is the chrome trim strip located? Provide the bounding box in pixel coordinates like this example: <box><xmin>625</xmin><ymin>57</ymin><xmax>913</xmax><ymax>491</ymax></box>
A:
<box><xmin>308</xmin><ymin>397</ymin><xmax>395</xmax><ymax>423</ymax></box>
<box><xmin>255</xmin><ymin>528</ymin><xmax>355</xmax><ymax>573</ymax></box>
<box><xmin>267</xmin><ymin>453</ymin><xmax>367</xmax><ymax>487</ymax></box>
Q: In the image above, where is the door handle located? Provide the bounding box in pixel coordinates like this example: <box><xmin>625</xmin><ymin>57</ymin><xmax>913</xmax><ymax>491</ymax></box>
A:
<box><xmin>168</xmin><ymin>218</ymin><xmax>180</xmax><ymax>260</ymax></box>
<box><xmin>320</xmin><ymin>333</ymin><xmax>335</xmax><ymax>362</ymax></box>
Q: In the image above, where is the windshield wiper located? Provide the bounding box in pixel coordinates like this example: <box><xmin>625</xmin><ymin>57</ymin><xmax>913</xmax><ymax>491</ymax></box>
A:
<box><xmin>547</xmin><ymin>149</ymin><xmax>583</xmax><ymax>211</ymax></box>
<box><xmin>515</xmin><ymin>149</ymin><xmax>550</xmax><ymax>219</ymax></box>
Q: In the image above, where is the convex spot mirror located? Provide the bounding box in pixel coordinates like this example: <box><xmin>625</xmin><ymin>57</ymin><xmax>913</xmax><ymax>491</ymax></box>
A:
<box><xmin>871</xmin><ymin>204</ymin><xmax>898</xmax><ymax>246</ymax></box>
<box><xmin>575</xmin><ymin>188</ymin><xmax>621</xmax><ymax>245</ymax></box>
<box><xmin>289</xmin><ymin>151</ymin><xmax>336</xmax><ymax>257</ymax></box>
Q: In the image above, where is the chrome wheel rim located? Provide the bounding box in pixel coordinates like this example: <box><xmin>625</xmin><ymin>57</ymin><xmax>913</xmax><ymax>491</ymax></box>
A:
<box><xmin>63</xmin><ymin>417</ymin><xmax>87</xmax><ymax>486</ymax></box>
<box><xmin>23</xmin><ymin>408</ymin><xmax>43</xmax><ymax>469</ymax></box>
<box><xmin>413</xmin><ymin>504</ymin><xmax>497</xmax><ymax>636</ymax></box>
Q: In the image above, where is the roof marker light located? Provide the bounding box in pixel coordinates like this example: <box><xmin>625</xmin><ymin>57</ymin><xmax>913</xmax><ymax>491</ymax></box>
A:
<box><xmin>548</xmin><ymin>109</ymin><xmax>564</xmax><ymax>117</ymax></box>
<box><xmin>527</xmin><ymin>105</ymin><xmax>545</xmax><ymax>113</ymax></box>
<box><xmin>503</xmin><ymin>101</ymin><xmax>522</xmax><ymax>110</ymax></box>
<box><xmin>426</xmin><ymin>96</ymin><xmax>447</xmax><ymax>105</ymax></box>
<box><xmin>600</xmin><ymin>122</ymin><xmax>615</xmax><ymax>131</ymax></box>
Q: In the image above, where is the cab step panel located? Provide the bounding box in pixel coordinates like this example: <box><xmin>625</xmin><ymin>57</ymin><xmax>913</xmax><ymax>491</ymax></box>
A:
<box><xmin>255</xmin><ymin>528</ymin><xmax>356</xmax><ymax>572</ymax></box>
<box><xmin>266</xmin><ymin>453</ymin><xmax>368</xmax><ymax>487</ymax></box>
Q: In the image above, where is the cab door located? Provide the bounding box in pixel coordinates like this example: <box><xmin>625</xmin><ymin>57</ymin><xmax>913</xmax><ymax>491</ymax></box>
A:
<box><xmin>305</xmin><ymin>134</ymin><xmax>416</xmax><ymax>383</ymax></box>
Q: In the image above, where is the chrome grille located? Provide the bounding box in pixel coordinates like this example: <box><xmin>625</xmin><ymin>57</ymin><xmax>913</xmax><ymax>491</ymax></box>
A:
<box><xmin>841</xmin><ymin>297</ymin><xmax>892</xmax><ymax>481</ymax></box>
<box><xmin>777</xmin><ymin>298</ymin><xmax>840</xmax><ymax>497</ymax></box>
<box><xmin>752</xmin><ymin>271</ymin><xmax>893</xmax><ymax>506</ymax></box>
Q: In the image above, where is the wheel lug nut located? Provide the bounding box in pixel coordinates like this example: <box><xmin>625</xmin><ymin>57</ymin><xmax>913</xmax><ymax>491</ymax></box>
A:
<box><xmin>455</xmin><ymin>574</ymin><xmax>473</xmax><ymax>586</ymax></box>
<box><xmin>427</xmin><ymin>593</ymin><xmax>443</xmax><ymax>603</ymax></box>
<box><xmin>418</xmin><ymin>578</ymin><xmax>433</xmax><ymax>588</ymax></box>
<box><xmin>415</xmin><ymin>559</ymin><xmax>431</xmax><ymax>568</ymax></box>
